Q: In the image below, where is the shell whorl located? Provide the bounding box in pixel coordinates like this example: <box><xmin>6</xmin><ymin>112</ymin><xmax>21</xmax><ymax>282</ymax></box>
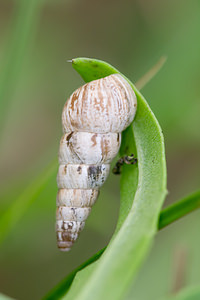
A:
<box><xmin>57</xmin><ymin>74</ymin><xmax>137</xmax><ymax>251</ymax></box>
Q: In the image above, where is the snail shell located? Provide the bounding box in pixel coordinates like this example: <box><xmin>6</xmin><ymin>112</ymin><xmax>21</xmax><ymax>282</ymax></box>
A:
<box><xmin>57</xmin><ymin>74</ymin><xmax>137</xmax><ymax>251</ymax></box>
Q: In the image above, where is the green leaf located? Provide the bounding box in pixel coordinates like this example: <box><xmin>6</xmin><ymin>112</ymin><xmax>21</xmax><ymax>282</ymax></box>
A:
<box><xmin>44</xmin><ymin>58</ymin><xmax>200</xmax><ymax>300</ymax></box>
<box><xmin>55</xmin><ymin>57</ymin><xmax>167</xmax><ymax>300</ymax></box>
<box><xmin>159</xmin><ymin>190</ymin><xmax>200</xmax><ymax>229</ymax></box>
<box><xmin>44</xmin><ymin>188</ymin><xmax>200</xmax><ymax>300</ymax></box>
<box><xmin>115</xmin><ymin>125</ymin><xmax>138</xmax><ymax>233</ymax></box>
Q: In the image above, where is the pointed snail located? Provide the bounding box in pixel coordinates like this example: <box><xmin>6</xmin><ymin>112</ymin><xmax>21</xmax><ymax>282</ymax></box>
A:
<box><xmin>56</xmin><ymin>74</ymin><xmax>137</xmax><ymax>251</ymax></box>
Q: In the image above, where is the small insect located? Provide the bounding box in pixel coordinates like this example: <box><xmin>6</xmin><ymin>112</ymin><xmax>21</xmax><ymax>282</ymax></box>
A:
<box><xmin>56</xmin><ymin>74</ymin><xmax>137</xmax><ymax>251</ymax></box>
<box><xmin>112</xmin><ymin>154</ymin><xmax>137</xmax><ymax>175</ymax></box>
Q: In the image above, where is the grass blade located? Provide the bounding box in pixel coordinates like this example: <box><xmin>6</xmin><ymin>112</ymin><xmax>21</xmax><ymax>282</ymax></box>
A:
<box><xmin>159</xmin><ymin>190</ymin><xmax>200</xmax><ymax>229</ymax></box>
<box><xmin>135</xmin><ymin>56</ymin><xmax>167</xmax><ymax>90</ymax></box>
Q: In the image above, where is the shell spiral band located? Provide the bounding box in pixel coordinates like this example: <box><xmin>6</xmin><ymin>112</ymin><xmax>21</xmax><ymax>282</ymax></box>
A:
<box><xmin>56</xmin><ymin>74</ymin><xmax>137</xmax><ymax>251</ymax></box>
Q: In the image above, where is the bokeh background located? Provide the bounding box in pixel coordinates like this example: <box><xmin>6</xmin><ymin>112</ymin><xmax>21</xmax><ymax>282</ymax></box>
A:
<box><xmin>0</xmin><ymin>0</ymin><xmax>200</xmax><ymax>299</ymax></box>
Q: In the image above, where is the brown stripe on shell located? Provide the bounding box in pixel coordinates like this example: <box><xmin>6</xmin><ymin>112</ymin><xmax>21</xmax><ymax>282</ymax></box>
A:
<box><xmin>66</xmin><ymin>131</ymin><xmax>74</xmax><ymax>145</ymax></box>
<box><xmin>62</xmin><ymin>74</ymin><xmax>137</xmax><ymax>133</ymax></box>
<box><xmin>91</xmin><ymin>133</ymin><xmax>97</xmax><ymax>147</ymax></box>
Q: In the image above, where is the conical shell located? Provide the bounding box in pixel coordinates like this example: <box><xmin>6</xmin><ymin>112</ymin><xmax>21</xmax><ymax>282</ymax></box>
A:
<box><xmin>57</xmin><ymin>74</ymin><xmax>137</xmax><ymax>251</ymax></box>
<box><xmin>62</xmin><ymin>74</ymin><xmax>137</xmax><ymax>133</ymax></box>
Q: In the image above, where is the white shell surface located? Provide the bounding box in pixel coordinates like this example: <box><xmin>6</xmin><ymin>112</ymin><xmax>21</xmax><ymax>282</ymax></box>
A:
<box><xmin>57</xmin><ymin>189</ymin><xmax>99</xmax><ymax>207</ymax></box>
<box><xmin>57</xmin><ymin>231</ymin><xmax>78</xmax><ymax>242</ymax></box>
<box><xmin>57</xmin><ymin>164</ymin><xmax>110</xmax><ymax>189</ymax></box>
<box><xmin>56</xmin><ymin>206</ymin><xmax>91</xmax><ymax>222</ymax></box>
<box><xmin>56</xmin><ymin>220</ymin><xmax>85</xmax><ymax>233</ymax></box>
<box><xmin>57</xmin><ymin>241</ymin><xmax>73</xmax><ymax>252</ymax></box>
<box><xmin>62</xmin><ymin>74</ymin><xmax>137</xmax><ymax>133</ymax></box>
<box><xmin>59</xmin><ymin>131</ymin><xmax>121</xmax><ymax>164</ymax></box>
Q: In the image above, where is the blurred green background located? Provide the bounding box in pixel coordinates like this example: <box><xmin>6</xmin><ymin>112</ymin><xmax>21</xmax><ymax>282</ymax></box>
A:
<box><xmin>0</xmin><ymin>0</ymin><xmax>200</xmax><ymax>299</ymax></box>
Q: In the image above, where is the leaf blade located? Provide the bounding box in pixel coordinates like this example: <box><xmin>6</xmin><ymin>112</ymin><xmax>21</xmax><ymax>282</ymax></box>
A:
<box><xmin>44</xmin><ymin>188</ymin><xmax>200</xmax><ymax>300</ymax></box>
<box><xmin>159</xmin><ymin>190</ymin><xmax>200</xmax><ymax>229</ymax></box>
<box><xmin>60</xmin><ymin>58</ymin><xmax>167</xmax><ymax>300</ymax></box>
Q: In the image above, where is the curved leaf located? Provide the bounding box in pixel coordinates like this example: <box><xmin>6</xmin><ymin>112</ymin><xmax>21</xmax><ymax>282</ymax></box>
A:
<box><xmin>55</xmin><ymin>57</ymin><xmax>167</xmax><ymax>300</ymax></box>
<box><xmin>44</xmin><ymin>188</ymin><xmax>200</xmax><ymax>299</ymax></box>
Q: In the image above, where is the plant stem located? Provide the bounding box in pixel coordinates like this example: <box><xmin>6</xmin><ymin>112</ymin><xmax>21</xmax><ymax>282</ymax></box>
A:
<box><xmin>158</xmin><ymin>190</ymin><xmax>200</xmax><ymax>229</ymax></box>
<box><xmin>135</xmin><ymin>56</ymin><xmax>167</xmax><ymax>90</ymax></box>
